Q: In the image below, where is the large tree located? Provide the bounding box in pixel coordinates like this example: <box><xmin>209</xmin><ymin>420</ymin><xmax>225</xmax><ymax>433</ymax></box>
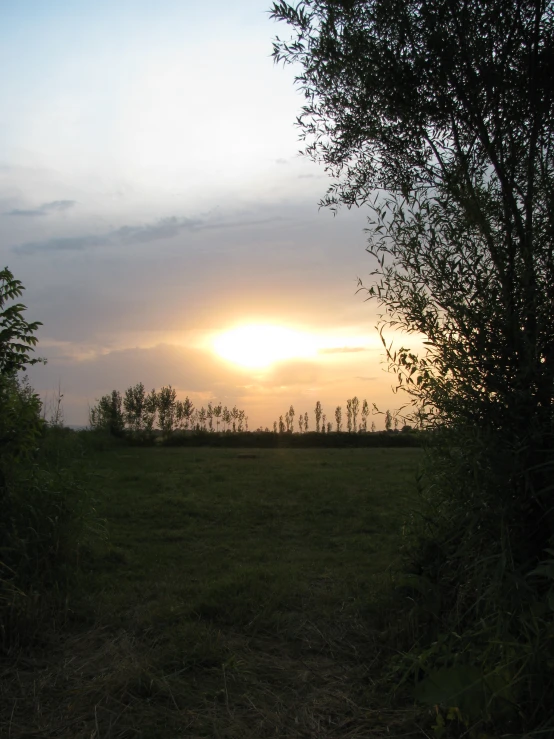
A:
<box><xmin>272</xmin><ymin>0</ymin><xmax>554</xmax><ymax>729</ymax></box>
<box><xmin>271</xmin><ymin>0</ymin><xmax>554</xmax><ymax>536</ymax></box>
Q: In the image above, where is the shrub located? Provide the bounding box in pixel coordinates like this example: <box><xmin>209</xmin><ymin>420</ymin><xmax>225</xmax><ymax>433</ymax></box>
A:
<box><xmin>0</xmin><ymin>269</ymin><xmax>100</xmax><ymax>647</ymax></box>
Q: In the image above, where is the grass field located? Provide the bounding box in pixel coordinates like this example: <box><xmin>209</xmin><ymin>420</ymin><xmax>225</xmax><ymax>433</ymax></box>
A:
<box><xmin>3</xmin><ymin>446</ymin><xmax>424</xmax><ymax>738</ymax></box>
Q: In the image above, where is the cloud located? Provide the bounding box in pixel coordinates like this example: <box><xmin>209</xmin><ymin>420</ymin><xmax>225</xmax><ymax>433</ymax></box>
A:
<box><xmin>115</xmin><ymin>216</ymin><xmax>201</xmax><ymax>244</ymax></box>
<box><xmin>12</xmin><ymin>212</ymin><xmax>284</xmax><ymax>255</ymax></box>
<box><xmin>16</xmin><ymin>234</ymin><xmax>110</xmax><ymax>254</ymax></box>
<box><xmin>261</xmin><ymin>359</ymin><xmax>319</xmax><ymax>387</ymax></box>
<box><xmin>27</xmin><ymin>342</ymin><xmax>251</xmax><ymax>401</ymax></box>
<box><xmin>275</xmin><ymin>158</ymin><xmax>288</xmax><ymax>165</ymax></box>
<box><xmin>41</xmin><ymin>200</ymin><xmax>77</xmax><ymax>211</ymax></box>
<box><xmin>6</xmin><ymin>208</ymin><xmax>46</xmax><ymax>217</ymax></box>
<box><xmin>355</xmin><ymin>376</ymin><xmax>377</xmax><ymax>381</ymax></box>
<box><xmin>319</xmin><ymin>346</ymin><xmax>368</xmax><ymax>354</ymax></box>
<box><xmin>5</xmin><ymin>199</ymin><xmax>77</xmax><ymax>217</ymax></box>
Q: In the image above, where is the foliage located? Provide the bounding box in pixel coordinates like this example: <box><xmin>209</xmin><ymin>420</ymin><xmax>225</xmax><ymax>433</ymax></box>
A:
<box><xmin>0</xmin><ymin>267</ymin><xmax>43</xmax><ymax>376</ymax></box>
<box><xmin>123</xmin><ymin>382</ymin><xmax>146</xmax><ymax>433</ymax></box>
<box><xmin>272</xmin><ymin>0</ymin><xmax>554</xmax><ymax>732</ymax></box>
<box><xmin>157</xmin><ymin>385</ymin><xmax>177</xmax><ymax>437</ymax></box>
<box><xmin>335</xmin><ymin>405</ymin><xmax>342</xmax><ymax>432</ymax></box>
<box><xmin>89</xmin><ymin>390</ymin><xmax>125</xmax><ymax>437</ymax></box>
<box><xmin>315</xmin><ymin>400</ymin><xmax>322</xmax><ymax>431</ymax></box>
<box><xmin>0</xmin><ymin>269</ymin><xmax>97</xmax><ymax>647</ymax></box>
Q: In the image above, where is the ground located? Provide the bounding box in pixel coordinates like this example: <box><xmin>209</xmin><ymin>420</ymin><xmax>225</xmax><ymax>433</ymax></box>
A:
<box><xmin>1</xmin><ymin>446</ymin><xmax>424</xmax><ymax>738</ymax></box>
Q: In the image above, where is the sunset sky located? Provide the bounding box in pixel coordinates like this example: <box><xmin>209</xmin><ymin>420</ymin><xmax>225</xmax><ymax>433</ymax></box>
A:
<box><xmin>1</xmin><ymin>0</ymin><xmax>412</xmax><ymax>430</ymax></box>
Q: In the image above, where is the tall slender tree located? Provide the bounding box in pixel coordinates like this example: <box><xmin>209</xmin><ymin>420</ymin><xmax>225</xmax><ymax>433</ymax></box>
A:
<box><xmin>351</xmin><ymin>396</ymin><xmax>360</xmax><ymax>432</ymax></box>
<box><xmin>288</xmin><ymin>405</ymin><xmax>295</xmax><ymax>432</ymax></box>
<box><xmin>335</xmin><ymin>406</ymin><xmax>342</xmax><ymax>433</ymax></box>
<box><xmin>361</xmin><ymin>400</ymin><xmax>369</xmax><ymax>432</ymax></box>
<box><xmin>346</xmin><ymin>399</ymin><xmax>353</xmax><ymax>433</ymax></box>
<box><xmin>314</xmin><ymin>400</ymin><xmax>322</xmax><ymax>432</ymax></box>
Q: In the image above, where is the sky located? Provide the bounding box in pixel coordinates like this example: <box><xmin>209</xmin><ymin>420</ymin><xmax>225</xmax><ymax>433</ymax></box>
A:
<box><xmin>0</xmin><ymin>0</ymin><xmax>412</xmax><ymax>430</ymax></box>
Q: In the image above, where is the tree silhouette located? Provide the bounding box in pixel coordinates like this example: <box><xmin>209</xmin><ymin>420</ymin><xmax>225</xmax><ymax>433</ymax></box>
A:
<box><xmin>335</xmin><ymin>406</ymin><xmax>342</xmax><ymax>433</ymax></box>
<box><xmin>315</xmin><ymin>401</ymin><xmax>322</xmax><ymax>432</ymax></box>
<box><xmin>351</xmin><ymin>396</ymin><xmax>360</xmax><ymax>432</ymax></box>
<box><xmin>123</xmin><ymin>383</ymin><xmax>146</xmax><ymax>433</ymax></box>
<box><xmin>346</xmin><ymin>399</ymin><xmax>353</xmax><ymax>433</ymax></box>
<box><xmin>213</xmin><ymin>402</ymin><xmax>222</xmax><ymax>432</ymax></box>
<box><xmin>361</xmin><ymin>400</ymin><xmax>369</xmax><ymax>432</ymax></box>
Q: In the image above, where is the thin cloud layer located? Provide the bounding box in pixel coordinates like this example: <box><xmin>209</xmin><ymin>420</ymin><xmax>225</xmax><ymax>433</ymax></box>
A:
<box><xmin>12</xmin><ymin>212</ymin><xmax>285</xmax><ymax>255</ymax></box>
<box><xmin>5</xmin><ymin>200</ymin><xmax>77</xmax><ymax>217</ymax></box>
<box><xmin>319</xmin><ymin>346</ymin><xmax>368</xmax><ymax>354</ymax></box>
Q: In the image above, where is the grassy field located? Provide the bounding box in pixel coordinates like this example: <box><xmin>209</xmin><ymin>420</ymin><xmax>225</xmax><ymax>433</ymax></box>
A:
<box><xmin>3</xmin><ymin>446</ymin><xmax>423</xmax><ymax>738</ymax></box>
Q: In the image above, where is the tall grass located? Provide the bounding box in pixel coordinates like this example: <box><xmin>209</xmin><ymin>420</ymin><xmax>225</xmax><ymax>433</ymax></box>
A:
<box><xmin>393</xmin><ymin>426</ymin><xmax>554</xmax><ymax>736</ymax></box>
<box><xmin>1</xmin><ymin>378</ymin><xmax>102</xmax><ymax>649</ymax></box>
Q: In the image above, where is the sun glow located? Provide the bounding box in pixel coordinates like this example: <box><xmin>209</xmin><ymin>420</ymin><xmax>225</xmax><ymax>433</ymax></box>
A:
<box><xmin>213</xmin><ymin>325</ymin><xmax>317</xmax><ymax>369</ymax></box>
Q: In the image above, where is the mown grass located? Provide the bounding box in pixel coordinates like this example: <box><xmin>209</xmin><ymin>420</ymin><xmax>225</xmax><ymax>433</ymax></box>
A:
<box><xmin>2</xmin><ymin>446</ymin><xmax>424</xmax><ymax>738</ymax></box>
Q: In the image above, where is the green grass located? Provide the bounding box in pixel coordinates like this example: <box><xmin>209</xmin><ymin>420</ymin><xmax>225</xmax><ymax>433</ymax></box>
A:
<box><xmin>2</xmin><ymin>446</ymin><xmax>424</xmax><ymax>738</ymax></box>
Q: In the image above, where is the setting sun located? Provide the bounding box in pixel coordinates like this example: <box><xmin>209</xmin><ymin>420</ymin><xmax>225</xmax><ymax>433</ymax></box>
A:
<box><xmin>213</xmin><ymin>325</ymin><xmax>317</xmax><ymax>369</ymax></box>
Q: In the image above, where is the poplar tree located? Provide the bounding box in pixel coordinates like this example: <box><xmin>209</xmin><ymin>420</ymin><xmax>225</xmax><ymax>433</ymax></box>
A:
<box><xmin>315</xmin><ymin>400</ymin><xmax>322</xmax><ymax>432</ymax></box>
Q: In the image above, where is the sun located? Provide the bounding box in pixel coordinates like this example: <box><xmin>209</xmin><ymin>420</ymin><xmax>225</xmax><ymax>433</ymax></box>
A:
<box><xmin>213</xmin><ymin>325</ymin><xmax>317</xmax><ymax>369</ymax></box>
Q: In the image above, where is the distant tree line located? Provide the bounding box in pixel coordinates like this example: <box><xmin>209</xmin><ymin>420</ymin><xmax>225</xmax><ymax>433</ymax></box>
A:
<box><xmin>90</xmin><ymin>386</ymin><xmax>415</xmax><ymax>439</ymax></box>
<box><xmin>89</xmin><ymin>383</ymin><xmax>249</xmax><ymax>437</ymax></box>
<box><xmin>271</xmin><ymin>398</ymin><xmax>412</xmax><ymax>435</ymax></box>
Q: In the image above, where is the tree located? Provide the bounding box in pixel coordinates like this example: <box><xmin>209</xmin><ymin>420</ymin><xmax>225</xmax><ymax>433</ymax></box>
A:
<box><xmin>351</xmin><ymin>396</ymin><xmax>360</xmax><ymax>432</ymax></box>
<box><xmin>157</xmin><ymin>386</ymin><xmax>177</xmax><ymax>437</ymax></box>
<box><xmin>272</xmin><ymin>0</ymin><xmax>554</xmax><ymax>446</ymax></box>
<box><xmin>304</xmin><ymin>411</ymin><xmax>309</xmax><ymax>431</ymax></box>
<box><xmin>0</xmin><ymin>268</ymin><xmax>43</xmax><ymax>376</ymax></box>
<box><xmin>384</xmin><ymin>409</ymin><xmax>392</xmax><ymax>432</ymax></box>
<box><xmin>346</xmin><ymin>398</ymin><xmax>353</xmax><ymax>432</ymax></box>
<box><xmin>334</xmin><ymin>405</ymin><xmax>342</xmax><ymax>432</ymax></box>
<box><xmin>238</xmin><ymin>409</ymin><xmax>246</xmax><ymax>432</ymax></box>
<box><xmin>182</xmin><ymin>396</ymin><xmax>194</xmax><ymax>429</ymax></box>
<box><xmin>361</xmin><ymin>399</ymin><xmax>369</xmax><ymax>431</ymax></box>
<box><xmin>144</xmin><ymin>388</ymin><xmax>158</xmax><ymax>433</ymax></box>
<box><xmin>0</xmin><ymin>269</ymin><xmax>44</xmax><ymax>460</ymax></box>
<box><xmin>222</xmin><ymin>406</ymin><xmax>231</xmax><ymax>432</ymax></box>
<box><xmin>288</xmin><ymin>404</ymin><xmax>295</xmax><ymax>432</ymax></box>
<box><xmin>315</xmin><ymin>400</ymin><xmax>322</xmax><ymax>432</ymax></box>
<box><xmin>299</xmin><ymin>414</ymin><xmax>304</xmax><ymax>433</ymax></box>
<box><xmin>213</xmin><ymin>402</ymin><xmax>222</xmax><ymax>432</ymax></box>
<box><xmin>272</xmin><ymin>0</ymin><xmax>554</xmax><ymax>729</ymax></box>
<box><xmin>279</xmin><ymin>415</ymin><xmax>285</xmax><ymax>433</ymax></box>
<box><xmin>123</xmin><ymin>383</ymin><xmax>146</xmax><ymax>433</ymax></box>
<box><xmin>90</xmin><ymin>390</ymin><xmax>125</xmax><ymax>436</ymax></box>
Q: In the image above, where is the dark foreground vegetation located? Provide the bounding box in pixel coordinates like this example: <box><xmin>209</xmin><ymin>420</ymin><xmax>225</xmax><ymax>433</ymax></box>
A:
<box><xmin>3</xmin><ymin>439</ymin><xmax>426</xmax><ymax>738</ymax></box>
<box><xmin>123</xmin><ymin>429</ymin><xmax>422</xmax><ymax>449</ymax></box>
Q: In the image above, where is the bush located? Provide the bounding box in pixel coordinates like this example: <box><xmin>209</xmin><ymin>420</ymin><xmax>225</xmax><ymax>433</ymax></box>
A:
<box><xmin>0</xmin><ymin>269</ymin><xmax>101</xmax><ymax>648</ymax></box>
<box><xmin>0</xmin><ymin>377</ymin><xmax>101</xmax><ymax>647</ymax></box>
<box><xmin>395</xmin><ymin>426</ymin><xmax>554</xmax><ymax>735</ymax></box>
